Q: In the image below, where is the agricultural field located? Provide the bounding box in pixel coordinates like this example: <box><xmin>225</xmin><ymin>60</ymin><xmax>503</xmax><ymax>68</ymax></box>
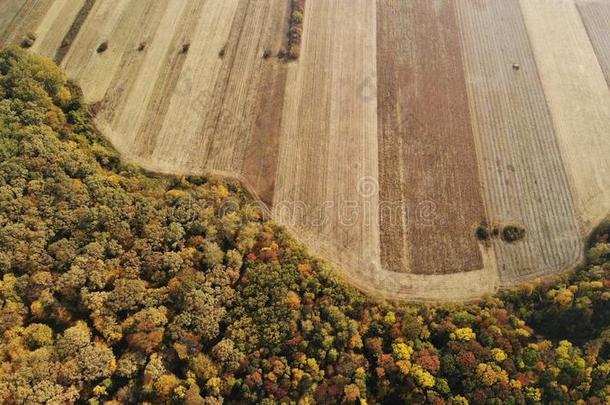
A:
<box><xmin>456</xmin><ymin>0</ymin><xmax>582</xmax><ymax>283</ymax></box>
<box><xmin>376</xmin><ymin>0</ymin><xmax>487</xmax><ymax>277</ymax></box>
<box><xmin>520</xmin><ymin>0</ymin><xmax>610</xmax><ymax>230</ymax></box>
<box><xmin>577</xmin><ymin>0</ymin><xmax>610</xmax><ymax>86</ymax></box>
<box><xmin>273</xmin><ymin>0</ymin><xmax>380</xmax><ymax>285</ymax></box>
<box><xmin>2</xmin><ymin>0</ymin><xmax>610</xmax><ymax>301</ymax></box>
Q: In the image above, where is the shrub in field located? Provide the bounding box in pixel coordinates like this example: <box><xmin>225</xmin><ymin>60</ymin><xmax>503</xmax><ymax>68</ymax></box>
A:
<box><xmin>292</xmin><ymin>10</ymin><xmax>304</xmax><ymax>24</ymax></box>
<box><xmin>502</xmin><ymin>225</ymin><xmax>526</xmax><ymax>242</ymax></box>
<box><xmin>476</xmin><ymin>225</ymin><xmax>491</xmax><ymax>241</ymax></box>
<box><xmin>288</xmin><ymin>45</ymin><xmax>300</xmax><ymax>60</ymax></box>
<box><xmin>96</xmin><ymin>41</ymin><xmax>108</xmax><ymax>53</ymax></box>
<box><xmin>20</xmin><ymin>33</ymin><xmax>37</xmax><ymax>49</ymax></box>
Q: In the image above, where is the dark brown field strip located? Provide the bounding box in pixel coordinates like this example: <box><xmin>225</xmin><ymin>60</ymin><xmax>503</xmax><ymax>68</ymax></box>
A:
<box><xmin>376</xmin><ymin>0</ymin><xmax>486</xmax><ymax>275</ymax></box>
<box><xmin>577</xmin><ymin>0</ymin><xmax>610</xmax><ymax>87</ymax></box>
<box><xmin>54</xmin><ymin>0</ymin><xmax>97</xmax><ymax>65</ymax></box>
<box><xmin>242</xmin><ymin>0</ymin><xmax>291</xmax><ymax>207</ymax></box>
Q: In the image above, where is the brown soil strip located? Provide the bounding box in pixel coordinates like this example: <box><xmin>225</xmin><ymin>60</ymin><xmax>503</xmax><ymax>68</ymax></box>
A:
<box><xmin>242</xmin><ymin>0</ymin><xmax>291</xmax><ymax>207</ymax></box>
<box><xmin>54</xmin><ymin>0</ymin><xmax>97</xmax><ymax>65</ymax></box>
<box><xmin>242</xmin><ymin>61</ymin><xmax>287</xmax><ymax>207</ymax></box>
<box><xmin>376</xmin><ymin>0</ymin><xmax>486</xmax><ymax>275</ymax></box>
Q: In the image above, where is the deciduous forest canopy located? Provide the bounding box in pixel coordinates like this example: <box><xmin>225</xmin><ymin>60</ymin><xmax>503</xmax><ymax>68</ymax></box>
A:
<box><xmin>1</xmin><ymin>47</ymin><xmax>610</xmax><ymax>404</ymax></box>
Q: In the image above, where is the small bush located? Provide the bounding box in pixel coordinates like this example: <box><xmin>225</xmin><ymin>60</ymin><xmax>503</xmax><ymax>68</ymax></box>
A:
<box><xmin>97</xmin><ymin>41</ymin><xmax>108</xmax><ymax>53</ymax></box>
<box><xmin>262</xmin><ymin>48</ymin><xmax>272</xmax><ymax>59</ymax></box>
<box><xmin>20</xmin><ymin>32</ymin><xmax>37</xmax><ymax>48</ymax></box>
<box><xmin>20</xmin><ymin>38</ymin><xmax>34</xmax><ymax>49</ymax></box>
<box><xmin>181</xmin><ymin>43</ymin><xmax>190</xmax><ymax>54</ymax></box>
<box><xmin>137</xmin><ymin>42</ymin><xmax>147</xmax><ymax>52</ymax></box>
<box><xmin>288</xmin><ymin>46</ymin><xmax>300</xmax><ymax>60</ymax></box>
<box><xmin>502</xmin><ymin>225</ymin><xmax>526</xmax><ymax>243</ymax></box>
<box><xmin>219</xmin><ymin>46</ymin><xmax>226</xmax><ymax>58</ymax></box>
<box><xmin>292</xmin><ymin>11</ymin><xmax>304</xmax><ymax>24</ymax></box>
<box><xmin>476</xmin><ymin>226</ymin><xmax>490</xmax><ymax>241</ymax></box>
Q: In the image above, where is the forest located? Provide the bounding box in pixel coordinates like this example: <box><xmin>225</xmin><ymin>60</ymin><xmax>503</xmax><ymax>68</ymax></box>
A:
<box><xmin>0</xmin><ymin>46</ymin><xmax>610</xmax><ymax>404</ymax></box>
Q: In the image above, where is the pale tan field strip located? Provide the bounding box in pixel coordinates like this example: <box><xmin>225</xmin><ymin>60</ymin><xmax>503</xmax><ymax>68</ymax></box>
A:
<box><xmin>273</xmin><ymin>0</ymin><xmax>381</xmax><ymax>277</ymax></box>
<box><xmin>5</xmin><ymin>0</ymin><xmax>610</xmax><ymax>301</ymax></box>
<box><xmin>456</xmin><ymin>0</ymin><xmax>582</xmax><ymax>283</ymax></box>
<box><xmin>577</xmin><ymin>0</ymin><xmax>610</xmax><ymax>86</ymax></box>
<box><xmin>28</xmin><ymin>0</ymin><xmax>85</xmax><ymax>58</ymax></box>
<box><xmin>0</xmin><ymin>0</ymin><xmax>53</xmax><ymax>47</ymax></box>
<box><xmin>520</xmin><ymin>0</ymin><xmax>610</xmax><ymax>230</ymax></box>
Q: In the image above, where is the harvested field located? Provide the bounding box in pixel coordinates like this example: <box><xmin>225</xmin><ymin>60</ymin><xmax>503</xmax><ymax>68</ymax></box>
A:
<box><xmin>6</xmin><ymin>0</ymin><xmax>610</xmax><ymax>301</ymax></box>
<box><xmin>577</xmin><ymin>0</ymin><xmax>610</xmax><ymax>86</ymax></box>
<box><xmin>376</xmin><ymin>0</ymin><xmax>486</xmax><ymax>276</ymax></box>
<box><xmin>54</xmin><ymin>0</ymin><xmax>289</xmax><ymax>192</ymax></box>
<box><xmin>0</xmin><ymin>0</ymin><xmax>53</xmax><ymax>47</ymax></box>
<box><xmin>61</xmin><ymin>0</ymin><xmax>148</xmax><ymax>103</ymax></box>
<box><xmin>520</xmin><ymin>0</ymin><xmax>610</xmax><ymax>230</ymax></box>
<box><xmin>273</xmin><ymin>0</ymin><xmax>381</xmax><ymax>273</ymax></box>
<box><xmin>0</xmin><ymin>0</ymin><xmax>25</xmax><ymax>44</ymax></box>
<box><xmin>29</xmin><ymin>0</ymin><xmax>85</xmax><ymax>58</ymax></box>
<box><xmin>456</xmin><ymin>0</ymin><xmax>581</xmax><ymax>282</ymax></box>
<box><xmin>54</xmin><ymin>0</ymin><xmax>97</xmax><ymax>65</ymax></box>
